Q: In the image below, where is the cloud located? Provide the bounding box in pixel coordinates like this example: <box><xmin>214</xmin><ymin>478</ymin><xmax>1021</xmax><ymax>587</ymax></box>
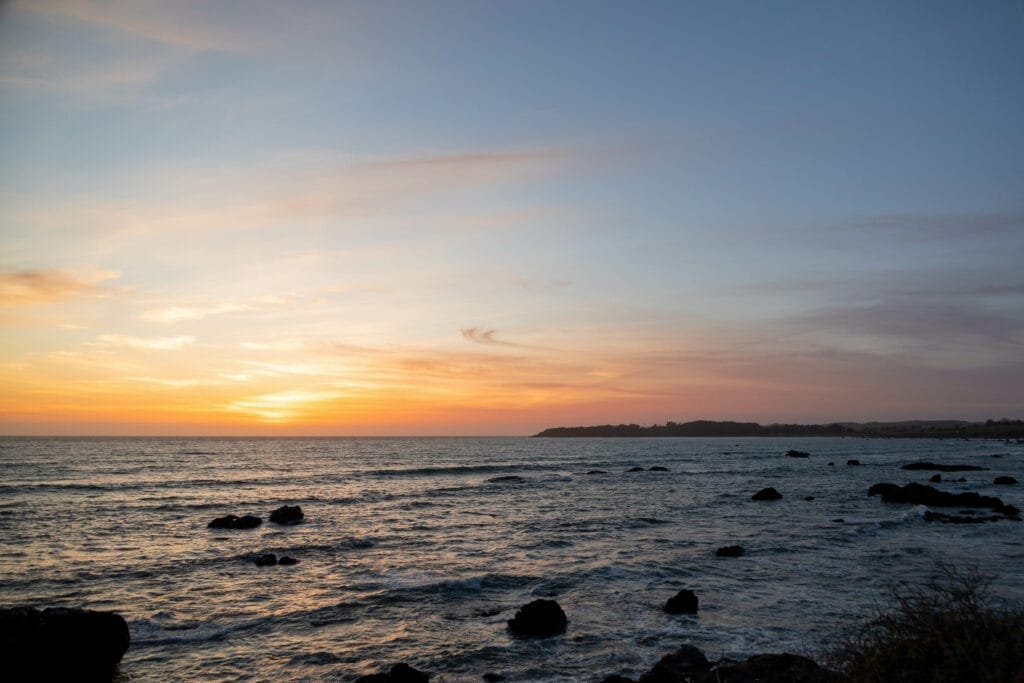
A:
<box><xmin>141</xmin><ymin>303</ymin><xmax>251</xmax><ymax>323</ymax></box>
<box><xmin>95</xmin><ymin>334</ymin><xmax>195</xmax><ymax>350</ymax></box>
<box><xmin>226</xmin><ymin>389</ymin><xmax>343</xmax><ymax>422</ymax></box>
<box><xmin>0</xmin><ymin>269</ymin><xmax>119</xmax><ymax>305</ymax></box>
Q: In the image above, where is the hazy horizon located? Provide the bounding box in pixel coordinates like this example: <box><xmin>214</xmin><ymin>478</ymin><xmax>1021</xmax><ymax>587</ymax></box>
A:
<box><xmin>2</xmin><ymin>1</ymin><xmax>1022</xmax><ymax>435</ymax></box>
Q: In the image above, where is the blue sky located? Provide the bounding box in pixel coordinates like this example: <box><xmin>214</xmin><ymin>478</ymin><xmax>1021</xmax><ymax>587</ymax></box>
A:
<box><xmin>1</xmin><ymin>1</ymin><xmax>1022</xmax><ymax>434</ymax></box>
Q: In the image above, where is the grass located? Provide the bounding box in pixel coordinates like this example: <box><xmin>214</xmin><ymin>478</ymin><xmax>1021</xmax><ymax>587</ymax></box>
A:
<box><xmin>830</xmin><ymin>565</ymin><xmax>1024</xmax><ymax>682</ymax></box>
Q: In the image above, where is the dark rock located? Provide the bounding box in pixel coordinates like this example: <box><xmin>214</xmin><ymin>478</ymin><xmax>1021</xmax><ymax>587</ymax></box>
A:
<box><xmin>752</xmin><ymin>487</ymin><xmax>782</xmax><ymax>501</ymax></box>
<box><xmin>929</xmin><ymin>474</ymin><xmax>942</xmax><ymax>483</ymax></box>
<box><xmin>954</xmin><ymin>477</ymin><xmax>967</xmax><ymax>482</ymax></box>
<box><xmin>994</xmin><ymin>476</ymin><xmax>1018</xmax><ymax>485</ymax></box>
<box><xmin>901</xmin><ymin>462</ymin><xmax>987</xmax><ymax>472</ymax></box>
<box><xmin>253</xmin><ymin>553</ymin><xmax>277</xmax><ymax>566</ymax></box>
<box><xmin>278</xmin><ymin>556</ymin><xmax>299</xmax><ymax>566</ymax></box>
<box><xmin>664</xmin><ymin>589</ymin><xmax>698</xmax><ymax>614</ymax></box>
<box><xmin>867</xmin><ymin>482</ymin><xmax>1019</xmax><ymax>516</ymax></box>
<box><xmin>716</xmin><ymin>545</ymin><xmax>745</xmax><ymax>557</ymax></box>
<box><xmin>586</xmin><ymin>470</ymin><xmax>608</xmax><ymax>475</ymax></box>
<box><xmin>208</xmin><ymin>514</ymin><xmax>262</xmax><ymax>529</ymax></box>
<box><xmin>0</xmin><ymin>606</ymin><xmax>130</xmax><ymax>680</ymax></box>
<box><xmin>648</xmin><ymin>466</ymin><xmax>670</xmax><ymax>472</ymax></box>
<box><xmin>704</xmin><ymin>653</ymin><xmax>846</xmax><ymax>682</ymax></box>
<box><xmin>626</xmin><ymin>466</ymin><xmax>646</xmax><ymax>472</ymax></box>
<box><xmin>992</xmin><ymin>454</ymin><xmax>1004</xmax><ymax>458</ymax></box>
<box><xmin>639</xmin><ymin>644</ymin><xmax>710</xmax><ymax>682</ymax></box>
<box><xmin>601</xmin><ymin>676</ymin><xmax>636</xmax><ymax>683</ymax></box>
<box><xmin>269</xmin><ymin>505</ymin><xmax>304</xmax><ymax>524</ymax></box>
<box><xmin>506</xmin><ymin>599</ymin><xmax>567</xmax><ymax>637</ymax></box>
<box><xmin>804</xmin><ymin>496</ymin><xmax>815</xmax><ymax>501</ymax></box>
<box><xmin>486</xmin><ymin>475</ymin><xmax>526</xmax><ymax>483</ymax></box>
<box><xmin>482</xmin><ymin>674</ymin><xmax>505</xmax><ymax>682</ymax></box>
<box><xmin>846</xmin><ymin>459</ymin><xmax>860</xmax><ymax>466</ymax></box>
<box><xmin>786</xmin><ymin>450</ymin><xmax>810</xmax><ymax>458</ymax></box>
<box><xmin>356</xmin><ymin>663</ymin><xmax>430</xmax><ymax>683</ymax></box>
<box><xmin>827</xmin><ymin>462</ymin><xmax>835</xmax><ymax>466</ymax></box>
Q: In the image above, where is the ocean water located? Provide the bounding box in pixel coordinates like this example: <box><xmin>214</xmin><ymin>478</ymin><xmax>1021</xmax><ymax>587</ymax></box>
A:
<box><xmin>1</xmin><ymin>436</ymin><xmax>1022</xmax><ymax>681</ymax></box>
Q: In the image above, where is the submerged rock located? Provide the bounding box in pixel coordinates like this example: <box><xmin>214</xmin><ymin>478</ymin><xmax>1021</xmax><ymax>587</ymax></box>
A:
<box><xmin>625</xmin><ymin>466</ymin><xmax>646</xmax><ymax>473</ymax></box>
<box><xmin>0</xmin><ymin>606</ymin><xmax>130</xmax><ymax>680</ymax></box>
<box><xmin>356</xmin><ymin>662</ymin><xmax>430</xmax><ymax>683</ymax></box>
<box><xmin>901</xmin><ymin>462</ymin><xmax>987</xmax><ymax>472</ymax></box>
<box><xmin>486</xmin><ymin>475</ymin><xmax>526</xmax><ymax>483</ymax></box>
<box><xmin>847</xmin><ymin>459</ymin><xmax>860</xmax><ymax>466</ymax></box>
<box><xmin>269</xmin><ymin>505</ymin><xmax>304</xmax><ymax>525</ymax></box>
<box><xmin>506</xmin><ymin>599</ymin><xmax>567</xmax><ymax>637</ymax></box>
<box><xmin>208</xmin><ymin>514</ymin><xmax>262</xmax><ymax>529</ymax></box>
<box><xmin>929</xmin><ymin>474</ymin><xmax>942</xmax><ymax>483</ymax></box>
<box><xmin>648</xmin><ymin>466</ymin><xmax>670</xmax><ymax>472</ymax></box>
<box><xmin>994</xmin><ymin>476</ymin><xmax>1018</xmax><ymax>485</ymax></box>
<box><xmin>715</xmin><ymin>545</ymin><xmax>745</xmax><ymax>557</ymax></box>
<box><xmin>278</xmin><ymin>556</ymin><xmax>299</xmax><ymax>566</ymax></box>
<box><xmin>586</xmin><ymin>470</ymin><xmax>608</xmax><ymax>475</ymax></box>
<box><xmin>752</xmin><ymin>487</ymin><xmax>783</xmax><ymax>501</ymax></box>
<box><xmin>664</xmin><ymin>589</ymin><xmax>699</xmax><ymax>614</ymax></box>
<box><xmin>786</xmin><ymin>450</ymin><xmax>810</xmax><ymax>458</ymax></box>
<box><xmin>252</xmin><ymin>553</ymin><xmax>277</xmax><ymax>566</ymax></box>
<box><xmin>706</xmin><ymin>653</ymin><xmax>846</xmax><ymax>682</ymax></box>
<box><xmin>867</xmin><ymin>482</ymin><xmax>1019</xmax><ymax>516</ymax></box>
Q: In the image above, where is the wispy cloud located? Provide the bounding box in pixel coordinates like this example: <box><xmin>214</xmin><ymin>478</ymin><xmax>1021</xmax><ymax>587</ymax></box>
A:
<box><xmin>141</xmin><ymin>303</ymin><xmax>251</xmax><ymax>323</ymax></box>
<box><xmin>95</xmin><ymin>334</ymin><xmax>195</xmax><ymax>350</ymax></box>
<box><xmin>0</xmin><ymin>269</ymin><xmax>119</xmax><ymax>305</ymax></box>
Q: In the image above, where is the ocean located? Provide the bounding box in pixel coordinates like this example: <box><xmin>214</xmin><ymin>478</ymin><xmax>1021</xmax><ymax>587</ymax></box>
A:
<box><xmin>1</xmin><ymin>436</ymin><xmax>1021</xmax><ymax>681</ymax></box>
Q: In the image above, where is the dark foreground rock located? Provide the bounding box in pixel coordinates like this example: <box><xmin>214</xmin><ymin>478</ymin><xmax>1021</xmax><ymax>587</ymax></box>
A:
<box><xmin>901</xmin><ymin>462</ymin><xmax>987</xmax><ymax>472</ymax></box>
<box><xmin>664</xmin><ymin>589</ymin><xmax>698</xmax><ymax>614</ymax></box>
<box><xmin>269</xmin><ymin>505</ymin><xmax>304</xmax><ymax>525</ymax></box>
<box><xmin>0</xmin><ymin>606</ymin><xmax>130</xmax><ymax>680</ymax></box>
<box><xmin>625</xmin><ymin>644</ymin><xmax>846</xmax><ymax>683</ymax></box>
<box><xmin>752</xmin><ymin>487</ymin><xmax>783</xmax><ymax>501</ymax></box>
<box><xmin>929</xmin><ymin>474</ymin><xmax>942</xmax><ymax>483</ymax></box>
<box><xmin>506</xmin><ymin>599</ymin><xmax>567</xmax><ymax>637</ymax></box>
<box><xmin>208</xmin><ymin>514</ymin><xmax>262</xmax><ymax>529</ymax></box>
<box><xmin>716</xmin><ymin>545</ymin><xmax>745</xmax><ymax>557</ymax></box>
<box><xmin>994</xmin><ymin>476</ymin><xmax>1018</xmax><ymax>485</ymax></box>
<box><xmin>786</xmin><ymin>450</ymin><xmax>810</xmax><ymax>458</ymax></box>
<box><xmin>356</xmin><ymin>662</ymin><xmax>430</xmax><ymax>683</ymax></box>
<box><xmin>868</xmin><ymin>482</ymin><xmax>1020</xmax><ymax>516</ymax></box>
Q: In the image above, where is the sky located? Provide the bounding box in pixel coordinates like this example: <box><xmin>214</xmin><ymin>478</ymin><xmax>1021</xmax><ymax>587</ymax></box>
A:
<box><xmin>1</xmin><ymin>0</ymin><xmax>1023</xmax><ymax>435</ymax></box>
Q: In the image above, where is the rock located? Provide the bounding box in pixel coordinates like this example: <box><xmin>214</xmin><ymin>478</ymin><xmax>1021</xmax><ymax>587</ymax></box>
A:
<box><xmin>648</xmin><ymin>466</ymin><xmax>670</xmax><ymax>472</ymax></box>
<box><xmin>786</xmin><ymin>450</ymin><xmax>810</xmax><ymax>458</ymax></box>
<box><xmin>601</xmin><ymin>676</ymin><xmax>636</xmax><ymax>683</ymax></box>
<box><xmin>356</xmin><ymin>663</ymin><xmax>430</xmax><ymax>683</ymax></box>
<box><xmin>208</xmin><ymin>514</ymin><xmax>262</xmax><ymax>529</ymax></box>
<box><xmin>752</xmin><ymin>487</ymin><xmax>782</xmax><ymax>501</ymax></box>
<box><xmin>0</xmin><ymin>606</ymin><xmax>130</xmax><ymax>680</ymax></box>
<box><xmin>626</xmin><ymin>466</ymin><xmax>646</xmax><ymax>473</ymax></box>
<box><xmin>586</xmin><ymin>470</ymin><xmax>608</xmax><ymax>475</ymax></box>
<box><xmin>929</xmin><ymin>474</ymin><xmax>942</xmax><ymax>483</ymax></box>
<box><xmin>827</xmin><ymin>462</ymin><xmax>835</xmax><ymax>466</ymax></box>
<box><xmin>664</xmin><ymin>589</ymin><xmax>698</xmax><ymax>614</ymax></box>
<box><xmin>901</xmin><ymin>462</ymin><xmax>987</xmax><ymax>472</ymax></box>
<box><xmin>804</xmin><ymin>496</ymin><xmax>815</xmax><ymax>501</ymax></box>
<box><xmin>716</xmin><ymin>545</ymin><xmax>745</xmax><ymax>557</ymax></box>
<box><xmin>867</xmin><ymin>482</ymin><xmax>1019</xmax><ymax>516</ymax></box>
<box><xmin>846</xmin><ymin>459</ymin><xmax>860</xmax><ymax>466</ymax></box>
<box><xmin>506</xmin><ymin>599</ymin><xmax>567</xmax><ymax>637</ymax></box>
<box><xmin>992</xmin><ymin>454</ymin><xmax>1004</xmax><ymax>458</ymax></box>
<box><xmin>482</xmin><ymin>673</ymin><xmax>505</xmax><ymax>682</ymax></box>
<box><xmin>278</xmin><ymin>556</ymin><xmax>299</xmax><ymax>566</ymax></box>
<box><xmin>994</xmin><ymin>476</ymin><xmax>1018</xmax><ymax>485</ymax></box>
<box><xmin>253</xmin><ymin>553</ymin><xmax>277</xmax><ymax>566</ymax></box>
<box><xmin>638</xmin><ymin>644</ymin><xmax>710</xmax><ymax>682</ymax></box>
<box><xmin>954</xmin><ymin>477</ymin><xmax>967</xmax><ymax>482</ymax></box>
<box><xmin>705</xmin><ymin>653</ymin><xmax>846</xmax><ymax>682</ymax></box>
<box><xmin>269</xmin><ymin>505</ymin><xmax>304</xmax><ymax>525</ymax></box>
<box><xmin>486</xmin><ymin>475</ymin><xmax>526</xmax><ymax>483</ymax></box>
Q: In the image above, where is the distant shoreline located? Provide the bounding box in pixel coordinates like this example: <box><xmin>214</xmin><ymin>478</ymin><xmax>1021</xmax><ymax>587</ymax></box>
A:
<box><xmin>533</xmin><ymin>419</ymin><xmax>1024</xmax><ymax>439</ymax></box>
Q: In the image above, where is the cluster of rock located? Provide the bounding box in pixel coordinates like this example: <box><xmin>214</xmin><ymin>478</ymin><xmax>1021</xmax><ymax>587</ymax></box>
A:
<box><xmin>356</xmin><ymin>662</ymin><xmax>430</xmax><ymax>683</ymax></box>
<box><xmin>603</xmin><ymin>645</ymin><xmax>846</xmax><ymax>683</ymax></box>
<box><xmin>208</xmin><ymin>504</ymin><xmax>304</xmax><ymax>529</ymax></box>
<box><xmin>868</xmin><ymin>482</ymin><xmax>1020</xmax><ymax>523</ymax></box>
<box><xmin>0</xmin><ymin>607</ymin><xmax>130</xmax><ymax>680</ymax></box>
<box><xmin>251</xmin><ymin>553</ymin><xmax>299</xmax><ymax>567</ymax></box>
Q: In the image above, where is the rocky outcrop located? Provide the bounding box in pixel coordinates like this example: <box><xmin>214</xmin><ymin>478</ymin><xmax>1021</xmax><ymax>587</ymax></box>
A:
<box><xmin>506</xmin><ymin>599</ymin><xmax>567</xmax><ymax>637</ymax></box>
<box><xmin>278</xmin><ymin>556</ymin><xmax>299</xmax><ymax>565</ymax></box>
<box><xmin>901</xmin><ymin>463</ymin><xmax>986</xmax><ymax>472</ymax></box>
<box><xmin>867</xmin><ymin>482</ymin><xmax>1020</xmax><ymax>516</ymax></box>
<box><xmin>638</xmin><ymin>645</ymin><xmax>709</xmax><ymax>682</ymax></box>
<box><xmin>752</xmin><ymin>487</ymin><xmax>783</xmax><ymax>501</ymax></box>
<box><xmin>208</xmin><ymin>514</ymin><xmax>262</xmax><ymax>529</ymax></box>
<box><xmin>269</xmin><ymin>505</ymin><xmax>304</xmax><ymax>525</ymax></box>
<box><xmin>629</xmin><ymin>644</ymin><xmax>846</xmax><ymax>683</ymax></box>
<box><xmin>716</xmin><ymin>545</ymin><xmax>745</xmax><ymax>557</ymax></box>
<box><xmin>253</xmin><ymin>553</ymin><xmax>277</xmax><ymax>566</ymax></box>
<box><xmin>846</xmin><ymin>459</ymin><xmax>860</xmax><ymax>466</ymax></box>
<box><xmin>994</xmin><ymin>476</ymin><xmax>1018</xmax><ymax>485</ymax></box>
<box><xmin>664</xmin><ymin>589</ymin><xmax>698</xmax><ymax>614</ymax></box>
<box><xmin>929</xmin><ymin>474</ymin><xmax>942</xmax><ymax>483</ymax></box>
<box><xmin>0</xmin><ymin>606</ymin><xmax>130</xmax><ymax>680</ymax></box>
<box><xmin>786</xmin><ymin>450</ymin><xmax>810</xmax><ymax>458</ymax></box>
<box><xmin>355</xmin><ymin>662</ymin><xmax>430</xmax><ymax>683</ymax></box>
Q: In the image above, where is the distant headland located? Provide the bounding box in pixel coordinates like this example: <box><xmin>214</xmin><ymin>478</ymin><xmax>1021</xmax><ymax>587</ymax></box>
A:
<box><xmin>533</xmin><ymin>418</ymin><xmax>1024</xmax><ymax>439</ymax></box>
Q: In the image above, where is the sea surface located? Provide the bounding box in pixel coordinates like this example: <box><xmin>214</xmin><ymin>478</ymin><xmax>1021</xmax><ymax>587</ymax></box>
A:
<box><xmin>1</xmin><ymin>436</ymin><xmax>1022</xmax><ymax>681</ymax></box>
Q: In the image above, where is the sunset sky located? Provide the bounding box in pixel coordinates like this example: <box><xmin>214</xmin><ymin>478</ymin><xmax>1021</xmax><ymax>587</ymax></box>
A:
<box><xmin>2</xmin><ymin>1</ymin><xmax>1023</xmax><ymax>435</ymax></box>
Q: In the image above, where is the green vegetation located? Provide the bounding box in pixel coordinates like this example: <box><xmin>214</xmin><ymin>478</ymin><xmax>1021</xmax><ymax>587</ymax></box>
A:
<box><xmin>830</xmin><ymin>566</ymin><xmax>1024</xmax><ymax>682</ymax></box>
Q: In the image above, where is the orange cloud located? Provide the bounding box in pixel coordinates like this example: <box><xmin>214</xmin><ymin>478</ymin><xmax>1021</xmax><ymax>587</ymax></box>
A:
<box><xmin>0</xmin><ymin>269</ymin><xmax>119</xmax><ymax>305</ymax></box>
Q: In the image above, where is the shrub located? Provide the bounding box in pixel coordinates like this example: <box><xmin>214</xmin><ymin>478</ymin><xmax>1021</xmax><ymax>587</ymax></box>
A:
<box><xmin>831</xmin><ymin>565</ymin><xmax>1024</xmax><ymax>682</ymax></box>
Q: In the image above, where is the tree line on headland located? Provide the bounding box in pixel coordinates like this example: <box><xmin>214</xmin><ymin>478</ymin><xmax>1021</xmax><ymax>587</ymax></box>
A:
<box><xmin>533</xmin><ymin>418</ymin><xmax>1024</xmax><ymax>439</ymax></box>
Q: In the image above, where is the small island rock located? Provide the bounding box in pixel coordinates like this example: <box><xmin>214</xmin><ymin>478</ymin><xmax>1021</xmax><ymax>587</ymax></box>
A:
<box><xmin>269</xmin><ymin>505</ymin><xmax>304</xmax><ymax>525</ymax></box>
<box><xmin>786</xmin><ymin>450</ymin><xmax>810</xmax><ymax>458</ymax></box>
<box><xmin>847</xmin><ymin>459</ymin><xmax>860</xmax><ymax>466</ymax></box>
<box><xmin>208</xmin><ymin>514</ymin><xmax>262</xmax><ymax>529</ymax></box>
<box><xmin>994</xmin><ymin>476</ymin><xmax>1018</xmax><ymax>485</ymax></box>
<box><xmin>715</xmin><ymin>545</ymin><xmax>745</xmax><ymax>557</ymax></box>
<box><xmin>664</xmin><ymin>589</ymin><xmax>699</xmax><ymax>614</ymax></box>
<box><xmin>929</xmin><ymin>474</ymin><xmax>942</xmax><ymax>483</ymax></box>
<box><xmin>507</xmin><ymin>599</ymin><xmax>567</xmax><ymax>638</ymax></box>
<box><xmin>752</xmin><ymin>487</ymin><xmax>783</xmax><ymax>501</ymax></box>
<box><xmin>356</xmin><ymin>663</ymin><xmax>430</xmax><ymax>683</ymax></box>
